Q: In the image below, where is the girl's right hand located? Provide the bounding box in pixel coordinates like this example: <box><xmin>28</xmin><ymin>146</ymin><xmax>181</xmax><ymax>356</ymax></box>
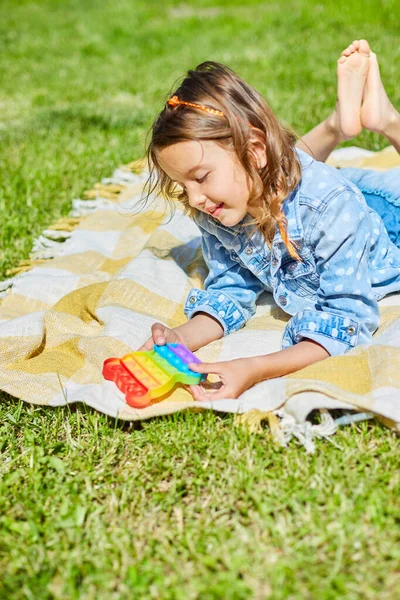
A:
<box><xmin>137</xmin><ymin>322</ymin><xmax>186</xmax><ymax>351</ymax></box>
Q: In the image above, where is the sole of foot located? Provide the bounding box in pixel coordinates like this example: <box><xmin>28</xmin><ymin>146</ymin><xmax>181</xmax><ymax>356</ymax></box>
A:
<box><xmin>337</xmin><ymin>39</ymin><xmax>371</xmax><ymax>139</ymax></box>
<box><xmin>361</xmin><ymin>51</ymin><xmax>398</xmax><ymax>135</ymax></box>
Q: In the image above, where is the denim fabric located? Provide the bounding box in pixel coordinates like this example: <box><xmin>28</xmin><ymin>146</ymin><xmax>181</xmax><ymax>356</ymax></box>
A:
<box><xmin>184</xmin><ymin>149</ymin><xmax>400</xmax><ymax>356</ymax></box>
<box><xmin>340</xmin><ymin>167</ymin><xmax>400</xmax><ymax>247</ymax></box>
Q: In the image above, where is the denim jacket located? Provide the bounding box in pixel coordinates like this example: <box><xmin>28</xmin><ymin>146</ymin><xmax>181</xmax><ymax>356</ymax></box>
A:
<box><xmin>184</xmin><ymin>149</ymin><xmax>400</xmax><ymax>356</ymax></box>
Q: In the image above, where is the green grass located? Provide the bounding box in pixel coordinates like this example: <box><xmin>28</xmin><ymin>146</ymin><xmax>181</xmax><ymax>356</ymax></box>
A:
<box><xmin>1</xmin><ymin>0</ymin><xmax>400</xmax><ymax>597</ymax></box>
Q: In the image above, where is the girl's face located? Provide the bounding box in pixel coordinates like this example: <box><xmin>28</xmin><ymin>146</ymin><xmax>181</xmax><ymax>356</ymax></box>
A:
<box><xmin>156</xmin><ymin>140</ymin><xmax>264</xmax><ymax>227</ymax></box>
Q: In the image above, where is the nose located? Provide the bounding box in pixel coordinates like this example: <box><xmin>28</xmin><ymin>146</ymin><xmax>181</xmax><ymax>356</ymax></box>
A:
<box><xmin>186</xmin><ymin>186</ymin><xmax>206</xmax><ymax>210</ymax></box>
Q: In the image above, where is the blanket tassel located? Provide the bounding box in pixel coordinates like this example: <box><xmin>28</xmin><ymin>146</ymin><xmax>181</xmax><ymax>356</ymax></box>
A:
<box><xmin>235</xmin><ymin>409</ymin><xmax>287</xmax><ymax>447</ymax></box>
<box><xmin>0</xmin><ymin>162</ymin><xmax>144</xmax><ymax>297</ymax></box>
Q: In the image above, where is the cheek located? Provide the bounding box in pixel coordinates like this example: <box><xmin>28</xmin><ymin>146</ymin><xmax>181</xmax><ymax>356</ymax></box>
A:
<box><xmin>232</xmin><ymin>165</ymin><xmax>250</xmax><ymax>196</ymax></box>
<box><xmin>232</xmin><ymin>177</ymin><xmax>251</xmax><ymax>205</ymax></box>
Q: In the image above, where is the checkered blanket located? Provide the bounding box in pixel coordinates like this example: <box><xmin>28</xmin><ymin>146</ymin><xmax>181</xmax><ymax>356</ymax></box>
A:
<box><xmin>1</xmin><ymin>146</ymin><xmax>400</xmax><ymax>450</ymax></box>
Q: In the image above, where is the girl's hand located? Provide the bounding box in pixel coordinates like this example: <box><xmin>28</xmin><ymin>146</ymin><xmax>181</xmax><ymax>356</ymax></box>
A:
<box><xmin>187</xmin><ymin>357</ymin><xmax>260</xmax><ymax>401</ymax></box>
<box><xmin>138</xmin><ymin>322</ymin><xmax>186</xmax><ymax>351</ymax></box>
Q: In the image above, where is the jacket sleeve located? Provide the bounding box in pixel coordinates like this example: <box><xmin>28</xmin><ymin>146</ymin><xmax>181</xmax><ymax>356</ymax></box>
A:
<box><xmin>184</xmin><ymin>227</ymin><xmax>265</xmax><ymax>335</ymax></box>
<box><xmin>282</xmin><ymin>188</ymin><xmax>379</xmax><ymax>356</ymax></box>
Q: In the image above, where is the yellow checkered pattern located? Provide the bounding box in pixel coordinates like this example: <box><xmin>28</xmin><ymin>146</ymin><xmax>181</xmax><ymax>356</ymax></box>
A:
<box><xmin>1</xmin><ymin>148</ymin><xmax>400</xmax><ymax>429</ymax></box>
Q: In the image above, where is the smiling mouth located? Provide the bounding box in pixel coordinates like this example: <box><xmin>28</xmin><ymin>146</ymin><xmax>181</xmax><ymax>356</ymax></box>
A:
<box><xmin>208</xmin><ymin>202</ymin><xmax>224</xmax><ymax>215</ymax></box>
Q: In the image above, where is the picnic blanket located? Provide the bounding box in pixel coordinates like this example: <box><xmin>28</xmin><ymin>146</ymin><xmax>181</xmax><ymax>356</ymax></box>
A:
<box><xmin>1</xmin><ymin>145</ymin><xmax>400</xmax><ymax>451</ymax></box>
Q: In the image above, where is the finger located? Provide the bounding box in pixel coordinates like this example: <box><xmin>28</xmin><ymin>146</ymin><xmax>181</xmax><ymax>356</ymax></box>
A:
<box><xmin>189</xmin><ymin>384</ymin><xmax>216</xmax><ymax>401</ymax></box>
<box><xmin>189</xmin><ymin>383</ymin><xmax>231</xmax><ymax>402</ymax></box>
<box><xmin>188</xmin><ymin>362</ymin><xmax>220</xmax><ymax>375</ymax></box>
<box><xmin>137</xmin><ymin>339</ymin><xmax>154</xmax><ymax>351</ymax></box>
<box><xmin>151</xmin><ymin>322</ymin><xmax>167</xmax><ymax>345</ymax></box>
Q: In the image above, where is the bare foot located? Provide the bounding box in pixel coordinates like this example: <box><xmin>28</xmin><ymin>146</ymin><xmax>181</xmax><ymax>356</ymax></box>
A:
<box><xmin>337</xmin><ymin>39</ymin><xmax>371</xmax><ymax>139</ymax></box>
<box><xmin>361</xmin><ymin>51</ymin><xmax>399</xmax><ymax>135</ymax></box>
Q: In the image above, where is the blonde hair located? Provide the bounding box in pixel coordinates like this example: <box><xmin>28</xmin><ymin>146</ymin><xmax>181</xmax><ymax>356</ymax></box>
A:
<box><xmin>144</xmin><ymin>61</ymin><xmax>302</xmax><ymax>259</ymax></box>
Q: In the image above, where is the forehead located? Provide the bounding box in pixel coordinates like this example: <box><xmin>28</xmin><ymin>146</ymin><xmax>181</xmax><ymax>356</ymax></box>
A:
<box><xmin>156</xmin><ymin>140</ymin><xmax>230</xmax><ymax>179</ymax></box>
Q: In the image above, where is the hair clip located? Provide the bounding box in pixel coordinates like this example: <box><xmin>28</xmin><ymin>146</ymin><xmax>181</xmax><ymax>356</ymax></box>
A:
<box><xmin>167</xmin><ymin>95</ymin><xmax>225</xmax><ymax>117</ymax></box>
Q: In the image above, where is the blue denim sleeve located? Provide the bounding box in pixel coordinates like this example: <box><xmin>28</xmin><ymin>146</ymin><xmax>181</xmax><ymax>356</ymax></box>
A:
<box><xmin>282</xmin><ymin>187</ymin><xmax>380</xmax><ymax>356</ymax></box>
<box><xmin>184</xmin><ymin>228</ymin><xmax>265</xmax><ymax>334</ymax></box>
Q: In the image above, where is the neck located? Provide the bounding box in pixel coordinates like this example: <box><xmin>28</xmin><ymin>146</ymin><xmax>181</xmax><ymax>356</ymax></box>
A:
<box><xmin>247</xmin><ymin>206</ymin><xmax>263</xmax><ymax>220</ymax></box>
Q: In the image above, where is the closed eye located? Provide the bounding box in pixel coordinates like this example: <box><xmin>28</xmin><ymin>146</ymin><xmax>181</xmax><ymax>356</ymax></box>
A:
<box><xmin>196</xmin><ymin>173</ymin><xmax>209</xmax><ymax>184</ymax></box>
<box><xmin>177</xmin><ymin>173</ymin><xmax>209</xmax><ymax>194</ymax></box>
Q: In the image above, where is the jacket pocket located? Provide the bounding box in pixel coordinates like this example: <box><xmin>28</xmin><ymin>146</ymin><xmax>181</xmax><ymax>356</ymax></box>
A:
<box><xmin>280</xmin><ymin>257</ymin><xmax>319</xmax><ymax>297</ymax></box>
<box><xmin>281</xmin><ymin>258</ymin><xmax>314</xmax><ymax>279</ymax></box>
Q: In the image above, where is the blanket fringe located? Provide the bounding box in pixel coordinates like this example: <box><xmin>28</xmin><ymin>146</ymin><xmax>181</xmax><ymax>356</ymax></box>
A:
<box><xmin>6</xmin><ymin>259</ymin><xmax>47</xmax><ymax>276</ymax></box>
<box><xmin>122</xmin><ymin>158</ymin><xmax>148</xmax><ymax>173</ymax></box>
<box><xmin>71</xmin><ymin>197</ymin><xmax>118</xmax><ymax>216</ymax></box>
<box><xmin>235</xmin><ymin>410</ymin><xmax>286</xmax><ymax>447</ymax></box>
<box><xmin>236</xmin><ymin>408</ymin><xmax>341</xmax><ymax>453</ymax></box>
<box><xmin>82</xmin><ymin>162</ymin><xmax>145</xmax><ymax>201</ymax></box>
<box><xmin>0</xmin><ymin>277</ymin><xmax>16</xmax><ymax>298</ymax></box>
<box><xmin>42</xmin><ymin>229</ymin><xmax>72</xmax><ymax>241</ymax></box>
<box><xmin>84</xmin><ymin>183</ymin><xmax>126</xmax><ymax>201</ymax></box>
<box><xmin>279</xmin><ymin>409</ymin><xmax>339</xmax><ymax>453</ymax></box>
<box><xmin>46</xmin><ymin>217</ymin><xmax>82</xmax><ymax>232</ymax></box>
<box><xmin>0</xmin><ymin>162</ymin><xmax>145</xmax><ymax>299</ymax></box>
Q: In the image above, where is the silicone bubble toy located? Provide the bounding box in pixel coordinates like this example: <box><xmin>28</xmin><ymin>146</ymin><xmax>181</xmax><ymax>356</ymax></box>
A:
<box><xmin>103</xmin><ymin>343</ymin><xmax>206</xmax><ymax>409</ymax></box>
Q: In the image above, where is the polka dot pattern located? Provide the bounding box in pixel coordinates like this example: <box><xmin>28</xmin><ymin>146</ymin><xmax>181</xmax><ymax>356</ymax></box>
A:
<box><xmin>193</xmin><ymin>158</ymin><xmax>400</xmax><ymax>358</ymax></box>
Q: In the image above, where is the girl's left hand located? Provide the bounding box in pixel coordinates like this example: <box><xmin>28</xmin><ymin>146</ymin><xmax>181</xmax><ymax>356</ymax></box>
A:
<box><xmin>187</xmin><ymin>357</ymin><xmax>260</xmax><ymax>401</ymax></box>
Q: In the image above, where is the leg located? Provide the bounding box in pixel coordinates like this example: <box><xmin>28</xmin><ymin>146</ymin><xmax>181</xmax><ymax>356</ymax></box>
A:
<box><xmin>295</xmin><ymin>112</ymin><xmax>343</xmax><ymax>163</ymax></box>
<box><xmin>340</xmin><ymin>167</ymin><xmax>400</xmax><ymax>247</ymax></box>
<box><xmin>296</xmin><ymin>40</ymin><xmax>370</xmax><ymax>162</ymax></box>
<box><xmin>361</xmin><ymin>52</ymin><xmax>400</xmax><ymax>154</ymax></box>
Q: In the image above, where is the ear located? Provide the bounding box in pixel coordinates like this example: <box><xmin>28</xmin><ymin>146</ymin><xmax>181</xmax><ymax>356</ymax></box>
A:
<box><xmin>248</xmin><ymin>130</ymin><xmax>267</xmax><ymax>171</ymax></box>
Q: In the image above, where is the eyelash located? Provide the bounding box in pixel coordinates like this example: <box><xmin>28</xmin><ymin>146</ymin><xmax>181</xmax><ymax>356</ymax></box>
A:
<box><xmin>182</xmin><ymin>173</ymin><xmax>210</xmax><ymax>194</ymax></box>
<box><xmin>181</xmin><ymin>173</ymin><xmax>209</xmax><ymax>193</ymax></box>
<box><xmin>197</xmin><ymin>173</ymin><xmax>209</xmax><ymax>184</ymax></box>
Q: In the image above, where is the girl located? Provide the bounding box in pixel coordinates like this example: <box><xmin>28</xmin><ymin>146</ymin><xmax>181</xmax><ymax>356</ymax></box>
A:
<box><xmin>140</xmin><ymin>40</ymin><xmax>400</xmax><ymax>401</ymax></box>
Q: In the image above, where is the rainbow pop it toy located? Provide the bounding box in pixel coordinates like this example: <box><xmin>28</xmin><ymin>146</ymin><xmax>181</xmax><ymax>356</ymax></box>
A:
<box><xmin>103</xmin><ymin>343</ymin><xmax>206</xmax><ymax>409</ymax></box>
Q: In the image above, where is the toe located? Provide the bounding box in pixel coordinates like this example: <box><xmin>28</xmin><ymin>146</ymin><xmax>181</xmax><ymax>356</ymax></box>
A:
<box><xmin>359</xmin><ymin>39</ymin><xmax>371</xmax><ymax>56</ymax></box>
<box><xmin>368</xmin><ymin>51</ymin><xmax>380</xmax><ymax>77</ymax></box>
<box><xmin>344</xmin><ymin>42</ymin><xmax>357</xmax><ymax>55</ymax></box>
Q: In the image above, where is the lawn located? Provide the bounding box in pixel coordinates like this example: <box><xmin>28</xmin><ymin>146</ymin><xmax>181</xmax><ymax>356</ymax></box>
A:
<box><xmin>1</xmin><ymin>0</ymin><xmax>400</xmax><ymax>598</ymax></box>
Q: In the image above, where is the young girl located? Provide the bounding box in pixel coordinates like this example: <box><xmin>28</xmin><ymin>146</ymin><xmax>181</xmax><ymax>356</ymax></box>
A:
<box><xmin>140</xmin><ymin>39</ymin><xmax>400</xmax><ymax>401</ymax></box>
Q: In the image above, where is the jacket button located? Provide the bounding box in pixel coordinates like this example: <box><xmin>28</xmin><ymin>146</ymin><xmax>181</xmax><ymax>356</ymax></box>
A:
<box><xmin>189</xmin><ymin>295</ymin><xmax>196</xmax><ymax>304</ymax></box>
<box><xmin>245</xmin><ymin>246</ymin><xmax>253</xmax><ymax>255</ymax></box>
<box><xmin>272</xmin><ymin>258</ymin><xmax>278</xmax><ymax>267</ymax></box>
<box><xmin>347</xmin><ymin>325</ymin><xmax>356</xmax><ymax>336</ymax></box>
<box><xmin>279</xmin><ymin>295</ymin><xmax>287</xmax><ymax>306</ymax></box>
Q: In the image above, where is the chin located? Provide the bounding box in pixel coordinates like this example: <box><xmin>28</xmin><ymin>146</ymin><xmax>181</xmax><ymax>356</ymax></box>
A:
<box><xmin>221</xmin><ymin>211</ymin><xmax>245</xmax><ymax>227</ymax></box>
